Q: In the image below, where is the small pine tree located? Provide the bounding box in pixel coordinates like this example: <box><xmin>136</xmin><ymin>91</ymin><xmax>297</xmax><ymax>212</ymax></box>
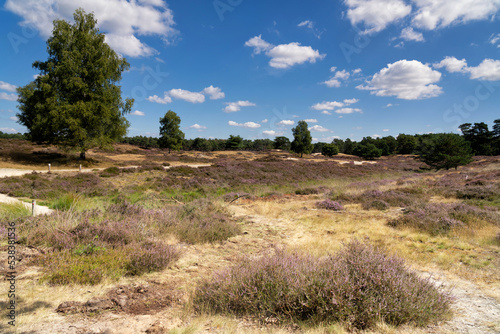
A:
<box><xmin>291</xmin><ymin>121</ymin><xmax>313</xmax><ymax>158</ymax></box>
<box><xmin>321</xmin><ymin>143</ymin><xmax>339</xmax><ymax>157</ymax></box>
<box><xmin>159</xmin><ymin>110</ymin><xmax>184</xmax><ymax>153</ymax></box>
<box><xmin>419</xmin><ymin>133</ymin><xmax>472</xmax><ymax>170</ymax></box>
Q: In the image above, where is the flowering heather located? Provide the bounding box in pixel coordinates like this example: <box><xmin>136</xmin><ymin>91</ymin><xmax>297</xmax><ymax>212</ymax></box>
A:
<box><xmin>193</xmin><ymin>240</ymin><xmax>451</xmax><ymax>330</ymax></box>
<box><xmin>126</xmin><ymin>241</ymin><xmax>180</xmax><ymax>276</ymax></box>
<box><xmin>315</xmin><ymin>199</ymin><xmax>344</xmax><ymax>211</ymax></box>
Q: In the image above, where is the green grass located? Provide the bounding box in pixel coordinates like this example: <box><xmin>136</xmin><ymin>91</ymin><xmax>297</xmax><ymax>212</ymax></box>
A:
<box><xmin>0</xmin><ymin>202</ymin><xmax>31</xmax><ymax>221</ymax></box>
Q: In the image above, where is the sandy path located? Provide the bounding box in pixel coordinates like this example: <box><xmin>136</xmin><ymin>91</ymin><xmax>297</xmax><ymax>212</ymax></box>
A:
<box><xmin>0</xmin><ymin>193</ymin><xmax>54</xmax><ymax>216</ymax></box>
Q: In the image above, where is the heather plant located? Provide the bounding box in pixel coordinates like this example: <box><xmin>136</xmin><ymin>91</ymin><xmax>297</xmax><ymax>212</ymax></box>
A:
<box><xmin>100</xmin><ymin>166</ymin><xmax>120</xmax><ymax>177</ymax></box>
<box><xmin>126</xmin><ymin>241</ymin><xmax>180</xmax><ymax>276</ymax></box>
<box><xmin>193</xmin><ymin>240</ymin><xmax>451</xmax><ymax>330</ymax></box>
<box><xmin>362</xmin><ymin>199</ymin><xmax>390</xmax><ymax>210</ymax></box>
<box><xmin>315</xmin><ymin>199</ymin><xmax>344</xmax><ymax>211</ymax></box>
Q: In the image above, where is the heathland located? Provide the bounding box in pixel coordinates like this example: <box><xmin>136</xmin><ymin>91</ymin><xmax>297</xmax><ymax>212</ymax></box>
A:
<box><xmin>0</xmin><ymin>139</ymin><xmax>499</xmax><ymax>333</ymax></box>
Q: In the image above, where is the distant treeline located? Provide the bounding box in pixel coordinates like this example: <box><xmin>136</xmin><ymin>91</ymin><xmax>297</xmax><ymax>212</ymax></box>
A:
<box><xmin>121</xmin><ymin>119</ymin><xmax>500</xmax><ymax>159</ymax></box>
<box><xmin>0</xmin><ymin>131</ymin><xmax>27</xmax><ymax>140</ymax></box>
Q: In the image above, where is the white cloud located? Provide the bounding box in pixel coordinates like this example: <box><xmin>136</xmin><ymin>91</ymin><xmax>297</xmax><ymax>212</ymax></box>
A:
<box><xmin>168</xmin><ymin>89</ymin><xmax>205</xmax><ymax>104</ymax></box>
<box><xmin>343</xmin><ymin>98</ymin><xmax>359</xmax><ymax>105</ymax></box>
<box><xmin>228</xmin><ymin>121</ymin><xmax>261</xmax><ymax>129</ymax></box>
<box><xmin>304</xmin><ymin>119</ymin><xmax>318</xmax><ymax>123</ymax></box>
<box><xmin>130</xmin><ymin>110</ymin><xmax>145</xmax><ymax>116</ymax></box>
<box><xmin>336</xmin><ymin>108</ymin><xmax>363</xmax><ymax>114</ymax></box>
<box><xmin>5</xmin><ymin>0</ymin><xmax>177</xmax><ymax>58</ymax></box>
<box><xmin>383</xmin><ymin>129</ymin><xmax>389</xmax><ymax>132</ymax></box>
<box><xmin>353</xmin><ymin>68</ymin><xmax>362</xmax><ymax>74</ymax></box>
<box><xmin>263</xmin><ymin>130</ymin><xmax>284</xmax><ymax>136</ymax></box>
<box><xmin>372</xmin><ymin>134</ymin><xmax>381</xmax><ymax>138</ymax></box>
<box><xmin>468</xmin><ymin>59</ymin><xmax>500</xmax><ymax>81</ymax></box>
<box><xmin>298</xmin><ymin>20</ymin><xmax>313</xmax><ymax>29</ymax></box>
<box><xmin>490</xmin><ymin>33</ymin><xmax>500</xmax><ymax>47</ymax></box>
<box><xmin>322</xmin><ymin>68</ymin><xmax>362</xmax><ymax>88</ymax></box>
<box><xmin>0</xmin><ymin>81</ymin><xmax>17</xmax><ymax>92</ymax></box>
<box><xmin>311</xmin><ymin>101</ymin><xmax>344</xmax><ymax>110</ymax></box>
<box><xmin>278</xmin><ymin>120</ymin><xmax>295</xmax><ymax>126</ymax></box>
<box><xmin>0</xmin><ymin>92</ymin><xmax>17</xmax><ymax>101</ymax></box>
<box><xmin>386</xmin><ymin>103</ymin><xmax>394</xmax><ymax>107</ymax></box>
<box><xmin>261</xmin><ymin>119</ymin><xmax>269</xmax><ymax>123</ymax></box>
<box><xmin>202</xmin><ymin>85</ymin><xmax>225</xmax><ymax>100</ymax></box>
<box><xmin>433</xmin><ymin>56</ymin><xmax>468</xmax><ymax>73</ymax></box>
<box><xmin>321</xmin><ymin>110</ymin><xmax>332</xmax><ymax>115</ymax></box>
<box><xmin>400</xmin><ymin>27</ymin><xmax>424</xmax><ymax>42</ymax></box>
<box><xmin>434</xmin><ymin>57</ymin><xmax>500</xmax><ymax>81</ymax></box>
<box><xmin>9</xmin><ymin>116</ymin><xmax>18</xmax><ymax>121</ymax></box>
<box><xmin>147</xmin><ymin>94</ymin><xmax>172</xmax><ymax>104</ymax></box>
<box><xmin>309</xmin><ymin>125</ymin><xmax>330</xmax><ymax>132</ymax></box>
<box><xmin>297</xmin><ymin>20</ymin><xmax>324</xmax><ymax>38</ymax></box>
<box><xmin>412</xmin><ymin>0</ymin><xmax>500</xmax><ymax>30</ymax></box>
<box><xmin>224</xmin><ymin>101</ymin><xmax>256</xmax><ymax>113</ymax></box>
<box><xmin>0</xmin><ymin>127</ymin><xmax>18</xmax><ymax>133</ymax></box>
<box><xmin>189</xmin><ymin>124</ymin><xmax>207</xmax><ymax>130</ymax></box>
<box><xmin>245</xmin><ymin>35</ymin><xmax>273</xmax><ymax>54</ymax></box>
<box><xmin>245</xmin><ymin>36</ymin><xmax>325</xmax><ymax>69</ymax></box>
<box><xmin>345</xmin><ymin>0</ymin><xmax>412</xmax><ymax>34</ymax></box>
<box><xmin>357</xmin><ymin>60</ymin><xmax>443</xmax><ymax>100</ymax></box>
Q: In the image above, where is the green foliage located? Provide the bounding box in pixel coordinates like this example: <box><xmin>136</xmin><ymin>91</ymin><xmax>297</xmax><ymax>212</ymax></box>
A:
<box><xmin>0</xmin><ymin>131</ymin><xmax>26</xmax><ymax>139</ymax></box>
<box><xmin>418</xmin><ymin>133</ymin><xmax>472</xmax><ymax>170</ymax></box>
<box><xmin>397</xmin><ymin>134</ymin><xmax>417</xmax><ymax>154</ymax></box>
<box><xmin>353</xmin><ymin>143</ymin><xmax>382</xmax><ymax>159</ymax></box>
<box><xmin>273</xmin><ymin>136</ymin><xmax>291</xmax><ymax>151</ymax></box>
<box><xmin>16</xmin><ymin>9</ymin><xmax>133</xmax><ymax>159</ymax></box>
<box><xmin>291</xmin><ymin>120</ymin><xmax>313</xmax><ymax>158</ymax></box>
<box><xmin>321</xmin><ymin>143</ymin><xmax>339</xmax><ymax>157</ymax></box>
<box><xmin>459</xmin><ymin>122</ymin><xmax>493</xmax><ymax>156</ymax></box>
<box><xmin>159</xmin><ymin>110</ymin><xmax>184</xmax><ymax>153</ymax></box>
<box><xmin>226</xmin><ymin>135</ymin><xmax>243</xmax><ymax>150</ymax></box>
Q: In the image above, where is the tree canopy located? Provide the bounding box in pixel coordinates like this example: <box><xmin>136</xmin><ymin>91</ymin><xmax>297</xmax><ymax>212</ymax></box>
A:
<box><xmin>159</xmin><ymin>110</ymin><xmax>184</xmax><ymax>153</ymax></box>
<box><xmin>16</xmin><ymin>9</ymin><xmax>133</xmax><ymax>159</ymax></box>
<box><xmin>291</xmin><ymin>121</ymin><xmax>313</xmax><ymax>158</ymax></box>
<box><xmin>418</xmin><ymin>133</ymin><xmax>472</xmax><ymax>170</ymax></box>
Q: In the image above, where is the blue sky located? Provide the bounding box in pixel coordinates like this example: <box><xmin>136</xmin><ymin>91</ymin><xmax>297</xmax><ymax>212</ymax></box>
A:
<box><xmin>1</xmin><ymin>0</ymin><xmax>499</xmax><ymax>142</ymax></box>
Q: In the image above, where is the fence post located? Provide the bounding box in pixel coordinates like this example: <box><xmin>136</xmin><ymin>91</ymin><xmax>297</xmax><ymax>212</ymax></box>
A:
<box><xmin>48</xmin><ymin>163</ymin><xmax>51</xmax><ymax>173</ymax></box>
<box><xmin>79</xmin><ymin>164</ymin><xmax>82</xmax><ymax>173</ymax></box>
<box><xmin>32</xmin><ymin>199</ymin><xmax>35</xmax><ymax>216</ymax></box>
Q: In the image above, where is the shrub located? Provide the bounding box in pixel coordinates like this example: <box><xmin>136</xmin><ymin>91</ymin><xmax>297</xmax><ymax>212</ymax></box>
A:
<box><xmin>193</xmin><ymin>240</ymin><xmax>451</xmax><ymax>330</ymax></box>
<box><xmin>295</xmin><ymin>187</ymin><xmax>320</xmax><ymax>195</ymax></box>
<box><xmin>316</xmin><ymin>199</ymin><xmax>344</xmax><ymax>211</ymax></box>
<box><xmin>126</xmin><ymin>241</ymin><xmax>180</xmax><ymax>276</ymax></box>
<box><xmin>362</xmin><ymin>199</ymin><xmax>390</xmax><ymax>211</ymax></box>
<box><xmin>100</xmin><ymin>167</ymin><xmax>120</xmax><ymax>177</ymax></box>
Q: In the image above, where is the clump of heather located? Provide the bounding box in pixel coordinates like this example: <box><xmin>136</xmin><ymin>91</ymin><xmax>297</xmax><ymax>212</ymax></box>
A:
<box><xmin>316</xmin><ymin>199</ymin><xmax>344</xmax><ymax>211</ymax></box>
<box><xmin>126</xmin><ymin>241</ymin><xmax>180</xmax><ymax>276</ymax></box>
<box><xmin>362</xmin><ymin>199</ymin><xmax>390</xmax><ymax>211</ymax></box>
<box><xmin>193</xmin><ymin>240</ymin><xmax>451</xmax><ymax>330</ymax></box>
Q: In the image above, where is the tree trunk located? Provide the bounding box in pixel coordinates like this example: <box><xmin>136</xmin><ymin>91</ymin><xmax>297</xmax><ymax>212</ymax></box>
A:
<box><xmin>80</xmin><ymin>150</ymin><xmax>86</xmax><ymax>160</ymax></box>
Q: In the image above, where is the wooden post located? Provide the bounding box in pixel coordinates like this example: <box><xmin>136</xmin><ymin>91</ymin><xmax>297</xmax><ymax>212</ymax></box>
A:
<box><xmin>48</xmin><ymin>163</ymin><xmax>51</xmax><ymax>172</ymax></box>
<box><xmin>79</xmin><ymin>164</ymin><xmax>82</xmax><ymax>173</ymax></box>
<box><xmin>32</xmin><ymin>200</ymin><xmax>35</xmax><ymax>216</ymax></box>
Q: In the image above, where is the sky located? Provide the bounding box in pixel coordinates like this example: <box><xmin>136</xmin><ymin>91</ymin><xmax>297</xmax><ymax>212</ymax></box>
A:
<box><xmin>0</xmin><ymin>0</ymin><xmax>499</xmax><ymax>142</ymax></box>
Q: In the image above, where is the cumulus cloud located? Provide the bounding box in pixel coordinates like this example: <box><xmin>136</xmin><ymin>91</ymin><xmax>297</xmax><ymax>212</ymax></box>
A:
<box><xmin>383</xmin><ymin>129</ymin><xmax>390</xmax><ymax>132</ymax></box>
<box><xmin>261</xmin><ymin>119</ymin><xmax>269</xmax><ymax>123</ymax></box>
<box><xmin>336</xmin><ymin>108</ymin><xmax>363</xmax><ymax>114</ymax></box>
<box><xmin>343</xmin><ymin>98</ymin><xmax>359</xmax><ymax>105</ymax></box>
<box><xmin>400</xmin><ymin>27</ymin><xmax>424</xmax><ymax>42</ymax></box>
<box><xmin>311</xmin><ymin>101</ymin><xmax>344</xmax><ymax>110</ymax></box>
<box><xmin>5</xmin><ymin>0</ymin><xmax>177</xmax><ymax>58</ymax></box>
<box><xmin>321</xmin><ymin>110</ymin><xmax>332</xmax><ymax>115</ymax></box>
<box><xmin>357</xmin><ymin>60</ymin><xmax>443</xmax><ymax>100</ymax></box>
<box><xmin>322</xmin><ymin>68</ymin><xmax>362</xmax><ymax>88</ymax></box>
<box><xmin>278</xmin><ymin>120</ymin><xmax>295</xmax><ymax>126</ymax></box>
<box><xmin>224</xmin><ymin>101</ymin><xmax>256</xmax><ymax>113</ymax></box>
<box><xmin>433</xmin><ymin>56</ymin><xmax>468</xmax><ymax>73</ymax></box>
<box><xmin>244</xmin><ymin>35</ymin><xmax>272</xmax><ymax>54</ymax></box>
<box><xmin>345</xmin><ymin>0</ymin><xmax>412</xmax><ymax>34</ymax></box>
<box><xmin>245</xmin><ymin>36</ymin><xmax>325</xmax><ymax>69</ymax></box>
<box><xmin>304</xmin><ymin>119</ymin><xmax>318</xmax><ymax>123</ymax></box>
<box><xmin>147</xmin><ymin>94</ymin><xmax>172</xmax><ymax>104</ymax></box>
<box><xmin>434</xmin><ymin>57</ymin><xmax>500</xmax><ymax>81</ymax></box>
<box><xmin>228</xmin><ymin>121</ymin><xmax>261</xmax><ymax>129</ymax></box>
<box><xmin>309</xmin><ymin>125</ymin><xmax>330</xmax><ymax>132</ymax></box>
<box><xmin>130</xmin><ymin>110</ymin><xmax>145</xmax><ymax>116</ymax></box>
<box><xmin>412</xmin><ymin>0</ymin><xmax>500</xmax><ymax>30</ymax></box>
<box><xmin>168</xmin><ymin>89</ymin><xmax>205</xmax><ymax>104</ymax></box>
<box><xmin>0</xmin><ymin>92</ymin><xmax>17</xmax><ymax>101</ymax></box>
<box><xmin>9</xmin><ymin>116</ymin><xmax>18</xmax><ymax>121</ymax></box>
<box><xmin>262</xmin><ymin>130</ymin><xmax>284</xmax><ymax>136</ymax></box>
<box><xmin>0</xmin><ymin>127</ymin><xmax>18</xmax><ymax>133</ymax></box>
<box><xmin>189</xmin><ymin>124</ymin><xmax>207</xmax><ymax>131</ymax></box>
<box><xmin>0</xmin><ymin>81</ymin><xmax>17</xmax><ymax>92</ymax></box>
<box><xmin>202</xmin><ymin>85</ymin><xmax>225</xmax><ymax>100</ymax></box>
<box><xmin>468</xmin><ymin>59</ymin><xmax>500</xmax><ymax>81</ymax></box>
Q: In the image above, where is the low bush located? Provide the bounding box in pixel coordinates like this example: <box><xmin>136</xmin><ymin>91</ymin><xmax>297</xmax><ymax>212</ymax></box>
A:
<box><xmin>295</xmin><ymin>187</ymin><xmax>320</xmax><ymax>195</ymax></box>
<box><xmin>126</xmin><ymin>241</ymin><xmax>180</xmax><ymax>276</ymax></box>
<box><xmin>100</xmin><ymin>167</ymin><xmax>120</xmax><ymax>177</ymax></box>
<box><xmin>315</xmin><ymin>199</ymin><xmax>344</xmax><ymax>211</ymax></box>
<box><xmin>362</xmin><ymin>199</ymin><xmax>390</xmax><ymax>211</ymax></box>
<box><xmin>193</xmin><ymin>240</ymin><xmax>451</xmax><ymax>330</ymax></box>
